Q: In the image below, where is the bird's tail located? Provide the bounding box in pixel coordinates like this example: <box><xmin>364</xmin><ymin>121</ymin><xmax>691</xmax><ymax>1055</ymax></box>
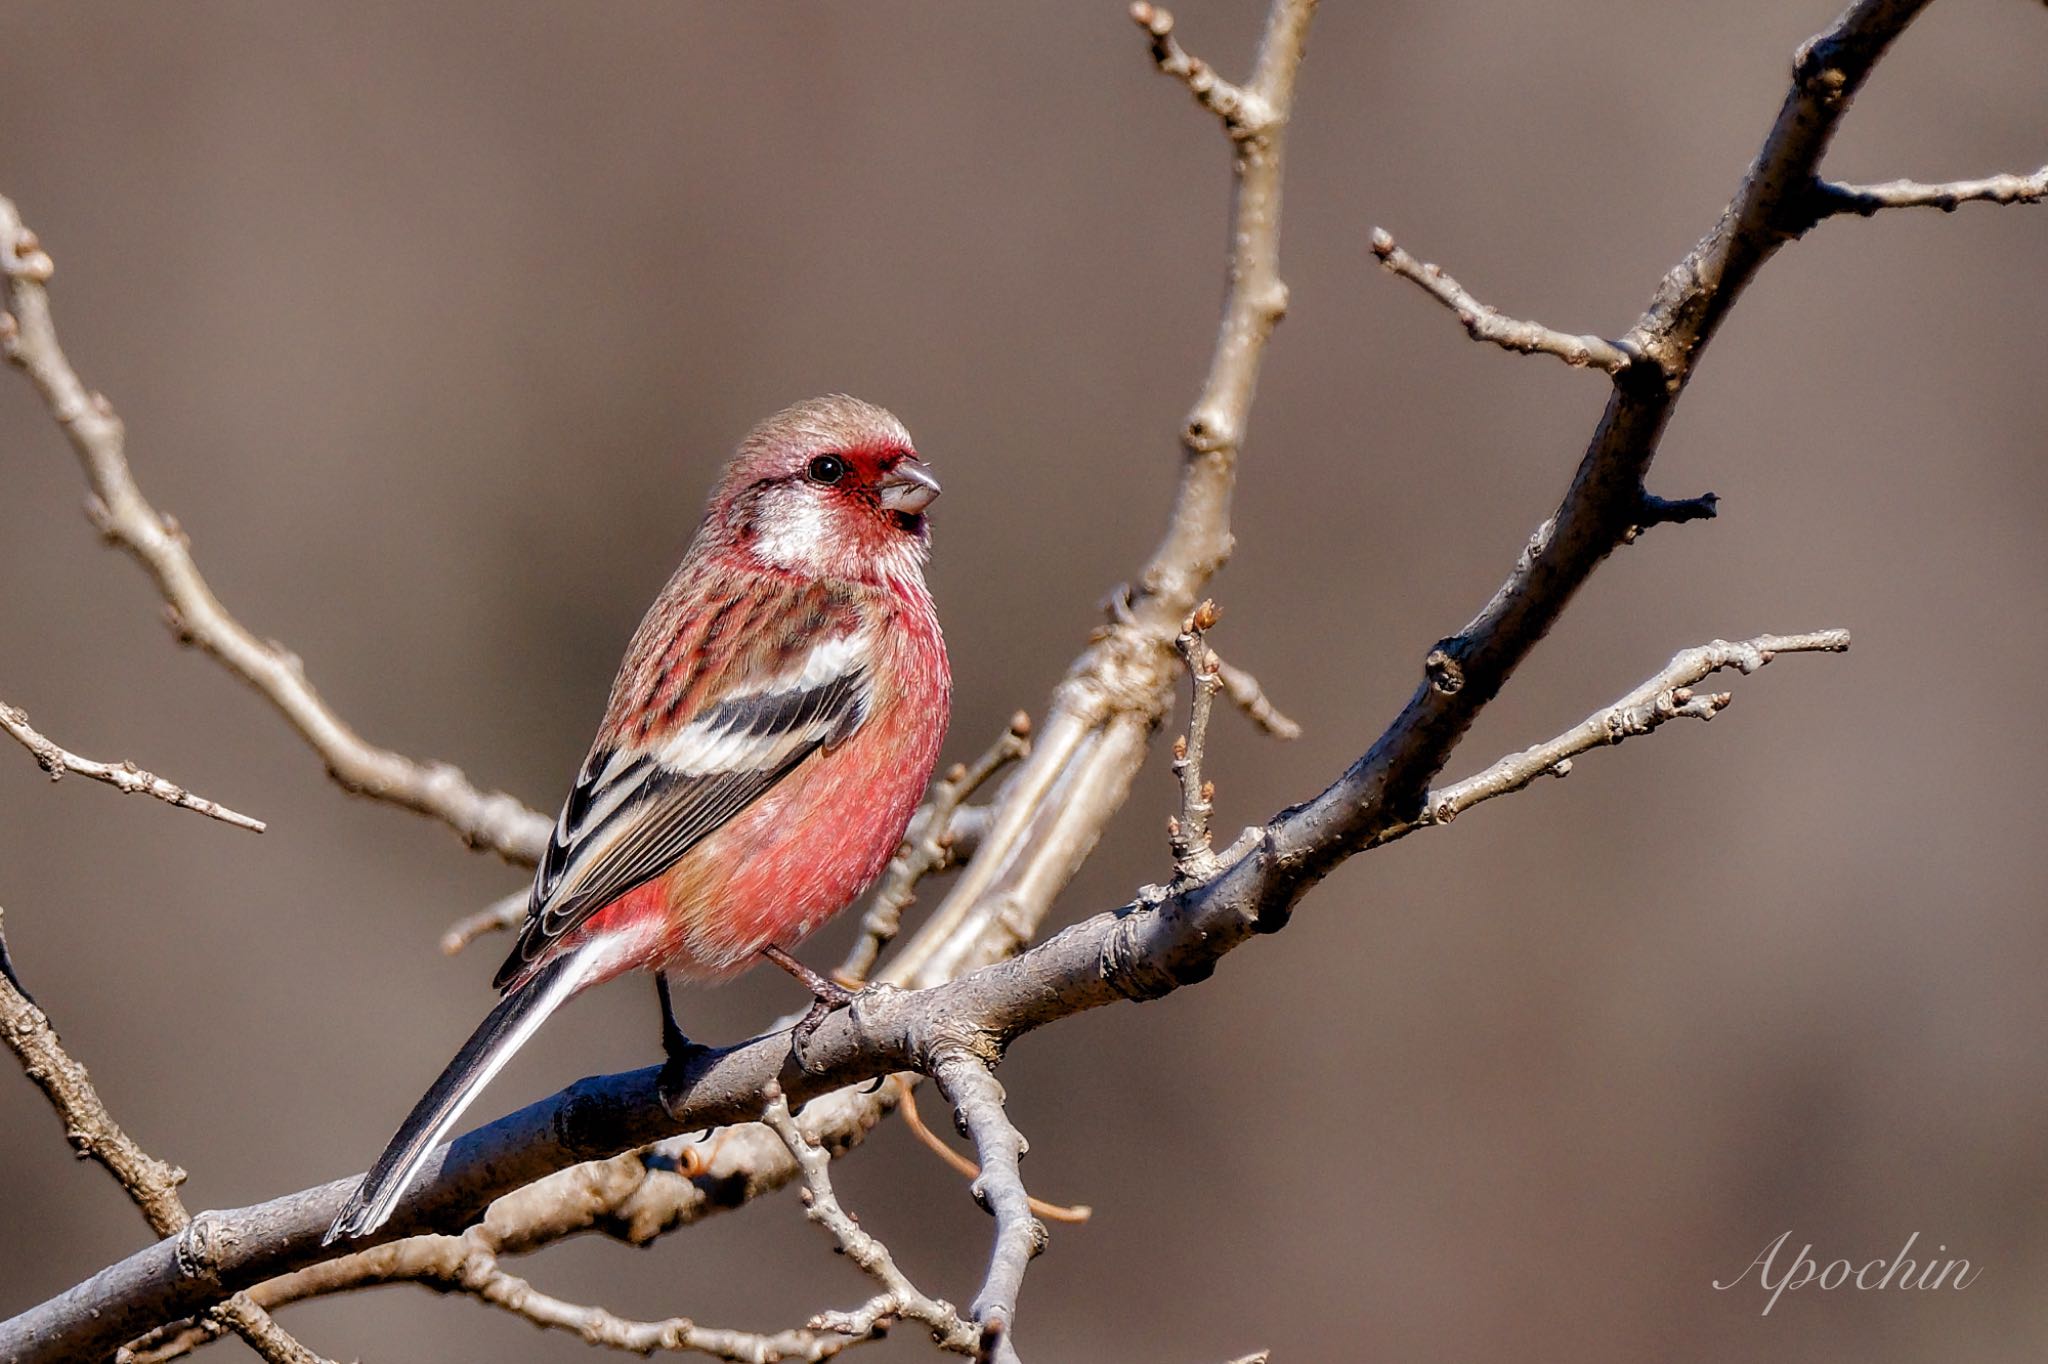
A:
<box><xmin>323</xmin><ymin>943</ymin><xmax>597</xmax><ymax>1244</ymax></box>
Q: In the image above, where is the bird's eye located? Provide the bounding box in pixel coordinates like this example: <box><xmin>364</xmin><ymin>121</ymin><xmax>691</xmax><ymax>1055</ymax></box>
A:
<box><xmin>806</xmin><ymin>454</ymin><xmax>847</xmax><ymax>485</ymax></box>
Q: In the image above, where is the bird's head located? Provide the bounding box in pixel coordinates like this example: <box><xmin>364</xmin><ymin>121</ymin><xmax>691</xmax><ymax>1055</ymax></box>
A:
<box><xmin>711</xmin><ymin>395</ymin><xmax>940</xmax><ymax>585</ymax></box>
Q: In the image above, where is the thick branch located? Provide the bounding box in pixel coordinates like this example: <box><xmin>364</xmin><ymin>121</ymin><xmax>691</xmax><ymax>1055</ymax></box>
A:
<box><xmin>0</xmin><ymin>699</ymin><xmax>264</xmax><ymax>833</ymax></box>
<box><xmin>0</xmin><ymin>199</ymin><xmax>548</xmax><ymax>865</ymax></box>
<box><xmin>1368</xmin><ymin>229</ymin><xmax>1632</xmax><ymax>372</ymax></box>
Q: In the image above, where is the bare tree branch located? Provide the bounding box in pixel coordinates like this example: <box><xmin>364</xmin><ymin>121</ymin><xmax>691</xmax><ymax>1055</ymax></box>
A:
<box><xmin>0</xmin><ymin>606</ymin><xmax>1849</xmax><ymax>1362</ymax></box>
<box><xmin>1129</xmin><ymin>2</ymin><xmax>1273</xmax><ymax>139</ymax></box>
<box><xmin>931</xmin><ymin>1053</ymin><xmax>1045</xmax><ymax>1364</ymax></box>
<box><xmin>425</xmin><ymin>1262</ymin><xmax>851</xmax><ymax>1364</ymax></box>
<box><xmin>0</xmin><ymin>904</ymin><xmax>329</xmax><ymax>1364</ymax></box>
<box><xmin>760</xmin><ymin>1084</ymin><xmax>980</xmax><ymax>1356</ymax></box>
<box><xmin>1408</xmin><ymin>631</ymin><xmax>1850</xmax><ymax>835</ymax></box>
<box><xmin>123</xmin><ymin>1160</ymin><xmax>865</xmax><ymax>1364</ymax></box>
<box><xmin>0</xmin><ymin>201</ymin><xmax>548</xmax><ymax>865</ymax></box>
<box><xmin>437</xmin><ymin>888</ymin><xmax>531</xmax><ymax>957</ymax></box>
<box><xmin>118</xmin><ymin>1080</ymin><xmax>918</xmax><ymax>1364</ymax></box>
<box><xmin>1210</xmin><ymin>654</ymin><xmax>1300</xmax><ymax>740</ymax></box>
<box><xmin>0</xmin><ymin>1</ymin><xmax>1988</xmax><ymax>1359</ymax></box>
<box><xmin>1169</xmin><ymin>602</ymin><xmax>1225</xmax><ymax>880</ymax></box>
<box><xmin>894</xmin><ymin>1078</ymin><xmax>1090</xmax><ymax>1225</ymax></box>
<box><xmin>886</xmin><ymin>0</ymin><xmax>1314</xmax><ymax>992</ymax></box>
<box><xmin>1368</xmin><ymin>228</ymin><xmax>1633</xmax><ymax>372</ymax></box>
<box><xmin>0</xmin><ymin>698</ymin><xmax>265</xmax><ymax>833</ymax></box>
<box><xmin>1814</xmin><ymin>163</ymin><xmax>2048</xmax><ymax>215</ymax></box>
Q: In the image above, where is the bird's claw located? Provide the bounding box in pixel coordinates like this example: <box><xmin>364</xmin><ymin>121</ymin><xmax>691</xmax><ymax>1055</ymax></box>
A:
<box><xmin>787</xmin><ymin>983</ymin><xmax>859</xmax><ymax>1075</ymax></box>
<box><xmin>658</xmin><ymin>1033</ymin><xmax>712</xmax><ymax>1115</ymax></box>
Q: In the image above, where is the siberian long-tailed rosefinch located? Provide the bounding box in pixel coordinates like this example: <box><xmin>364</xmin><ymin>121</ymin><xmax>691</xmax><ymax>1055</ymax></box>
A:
<box><xmin>326</xmin><ymin>396</ymin><xmax>950</xmax><ymax>1242</ymax></box>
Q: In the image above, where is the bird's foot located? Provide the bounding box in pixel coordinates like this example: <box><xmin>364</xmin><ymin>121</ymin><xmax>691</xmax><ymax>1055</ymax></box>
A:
<box><xmin>763</xmin><ymin>945</ymin><xmax>860</xmax><ymax>1075</ymax></box>
<box><xmin>655</xmin><ymin>973</ymin><xmax>713</xmax><ymax>1112</ymax></box>
<box><xmin>658</xmin><ymin>1033</ymin><xmax>713</xmax><ymax>1114</ymax></box>
<box><xmin>789</xmin><ymin>991</ymin><xmax>860</xmax><ymax>1075</ymax></box>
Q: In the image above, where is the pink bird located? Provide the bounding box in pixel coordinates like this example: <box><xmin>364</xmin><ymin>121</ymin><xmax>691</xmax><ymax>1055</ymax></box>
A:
<box><xmin>328</xmin><ymin>396</ymin><xmax>950</xmax><ymax>1242</ymax></box>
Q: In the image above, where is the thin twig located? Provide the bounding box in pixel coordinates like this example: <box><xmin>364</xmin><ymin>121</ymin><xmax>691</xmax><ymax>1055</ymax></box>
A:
<box><xmin>1406</xmin><ymin>631</ymin><xmax>1851</xmax><ymax>835</ymax></box>
<box><xmin>1814</xmin><ymin>163</ymin><xmax>2048</xmax><ymax>216</ymax></box>
<box><xmin>439</xmin><ymin>889</ymin><xmax>529</xmax><ymax>957</ymax></box>
<box><xmin>1170</xmin><ymin>601</ymin><xmax>1224</xmax><ymax>879</ymax></box>
<box><xmin>760</xmin><ymin>1083</ymin><xmax>980</xmax><ymax>1355</ymax></box>
<box><xmin>1129</xmin><ymin>2</ymin><xmax>1275</xmax><ymax>140</ymax></box>
<box><xmin>1210</xmin><ymin>655</ymin><xmax>1300</xmax><ymax>740</ymax></box>
<box><xmin>0</xmin><ymin>197</ymin><xmax>548</xmax><ymax>865</ymax></box>
<box><xmin>444</xmin><ymin>1261</ymin><xmax>854</xmax><ymax>1363</ymax></box>
<box><xmin>895</xmin><ymin>1077</ymin><xmax>1090</xmax><ymax>1224</ymax></box>
<box><xmin>0</xmin><ymin>903</ymin><xmax>332</xmax><ymax>1364</ymax></box>
<box><xmin>931</xmin><ymin>1052</ymin><xmax>1046</xmax><ymax>1364</ymax></box>
<box><xmin>0</xmin><ymin>698</ymin><xmax>265</xmax><ymax>832</ymax></box>
<box><xmin>1369</xmin><ymin>228</ymin><xmax>1632</xmax><ymax>372</ymax></box>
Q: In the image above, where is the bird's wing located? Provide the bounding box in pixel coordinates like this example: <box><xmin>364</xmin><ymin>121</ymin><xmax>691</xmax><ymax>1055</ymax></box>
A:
<box><xmin>494</xmin><ymin>579</ymin><xmax>875</xmax><ymax>988</ymax></box>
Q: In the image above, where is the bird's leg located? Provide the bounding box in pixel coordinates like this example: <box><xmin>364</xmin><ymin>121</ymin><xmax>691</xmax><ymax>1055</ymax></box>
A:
<box><xmin>762</xmin><ymin>944</ymin><xmax>859</xmax><ymax>1072</ymax></box>
<box><xmin>655</xmin><ymin>972</ymin><xmax>710</xmax><ymax>1106</ymax></box>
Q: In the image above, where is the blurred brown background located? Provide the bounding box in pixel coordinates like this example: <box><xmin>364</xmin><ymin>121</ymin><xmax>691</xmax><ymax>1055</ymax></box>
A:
<box><xmin>2</xmin><ymin>3</ymin><xmax>2043</xmax><ymax>1360</ymax></box>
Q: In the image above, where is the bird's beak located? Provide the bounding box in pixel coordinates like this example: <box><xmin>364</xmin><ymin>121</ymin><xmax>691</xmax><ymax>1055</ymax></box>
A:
<box><xmin>878</xmin><ymin>460</ymin><xmax>941</xmax><ymax>515</ymax></box>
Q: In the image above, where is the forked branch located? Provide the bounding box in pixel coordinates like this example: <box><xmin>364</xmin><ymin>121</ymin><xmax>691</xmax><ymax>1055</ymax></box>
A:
<box><xmin>761</xmin><ymin>1084</ymin><xmax>980</xmax><ymax>1355</ymax></box>
<box><xmin>1406</xmin><ymin>630</ymin><xmax>1851</xmax><ymax>836</ymax></box>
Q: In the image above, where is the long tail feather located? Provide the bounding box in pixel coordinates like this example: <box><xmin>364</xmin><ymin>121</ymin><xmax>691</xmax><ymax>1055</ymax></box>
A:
<box><xmin>324</xmin><ymin>945</ymin><xmax>595</xmax><ymax>1244</ymax></box>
